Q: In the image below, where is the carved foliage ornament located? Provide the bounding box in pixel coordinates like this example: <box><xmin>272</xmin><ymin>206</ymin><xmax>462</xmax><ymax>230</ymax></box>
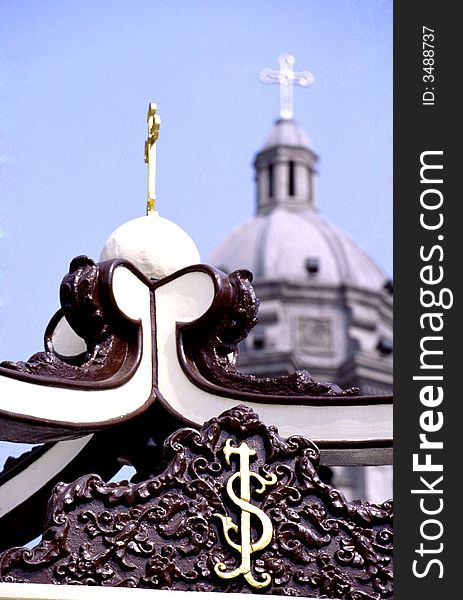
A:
<box><xmin>0</xmin><ymin>406</ymin><xmax>393</xmax><ymax>597</ymax></box>
<box><xmin>0</xmin><ymin>257</ymin><xmax>357</xmax><ymax>398</ymax></box>
<box><xmin>0</xmin><ymin>255</ymin><xmax>139</xmax><ymax>382</ymax></box>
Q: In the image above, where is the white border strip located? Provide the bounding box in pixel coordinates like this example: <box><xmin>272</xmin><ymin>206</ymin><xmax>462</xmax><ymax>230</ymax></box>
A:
<box><xmin>0</xmin><ymin>583</ymin><xmax>328</xmax><ymax>600</ymax></box>
<box><xmin>0</xmin><ymin>436</ymin><xmax>92</xmax><ymax>518</ymax></box>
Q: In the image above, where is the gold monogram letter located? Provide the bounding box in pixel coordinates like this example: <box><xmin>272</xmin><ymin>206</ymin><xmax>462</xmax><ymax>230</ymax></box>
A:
<box><xmin>214</xmin><ymin>439</ymin><xmax>277</xmax><ymax>589</ymax></box>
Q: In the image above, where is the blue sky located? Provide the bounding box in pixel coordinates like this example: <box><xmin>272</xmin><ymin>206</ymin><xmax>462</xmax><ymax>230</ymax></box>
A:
<box><xmin>0</xmin><ymin>0</ymin><xmax>392</xmax><ymax>363</ymax></box>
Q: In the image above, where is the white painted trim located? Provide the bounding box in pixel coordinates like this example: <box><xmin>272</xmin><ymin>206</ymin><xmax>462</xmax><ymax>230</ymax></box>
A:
<box><xmin>51</xmin><ymin>317</ymin><xmax>87</xmax><ymax>357</ymax></box>
<box><xmin>1</xmin><ymin>265</ymin><xmax>392</xmax><ymax>444</ymax></box>
<box><xmin>0</xmin><ymin>583</ymin><xmax>327</xmax><ymax>600</ymax></box>
<box><xmin>0</xmin><ymin>436</ymin><xmax>92</xmax><ymax>519</ymax></box>
<box><xmin>0</xmin><ymin>267</ymin><xmax>153</xmax><ymax>428</ymax></box>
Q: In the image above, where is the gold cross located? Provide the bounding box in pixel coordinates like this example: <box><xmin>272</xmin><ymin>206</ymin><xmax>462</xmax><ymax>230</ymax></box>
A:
<box><xmin>144</xmin><ymin>102</ymin><xmax>161</xmax><ymax>214</ymax></box>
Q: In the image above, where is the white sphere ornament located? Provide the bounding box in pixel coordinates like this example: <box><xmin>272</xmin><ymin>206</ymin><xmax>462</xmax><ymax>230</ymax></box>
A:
<box><xmin>100</xmin><ymin>211</ymin><xmax>201</xmax><ymax>280</ymax></box>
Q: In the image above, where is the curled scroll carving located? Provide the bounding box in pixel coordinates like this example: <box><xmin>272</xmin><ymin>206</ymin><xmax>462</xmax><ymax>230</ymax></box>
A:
<box><xmin>0</xmin><ymin>405</ymin><xmax>393</xmax><ymax>597</ymax></box>
<box><xmin>0</xmin><ymin>256</ymin><xmax>139</xmax><ymax>382</ymax></box>
<box><xmin>183</xmin><ymin>269</ymin><xmax>359</xmax><ymax>396</ymax></box>
<box><xmin>1</xmin><ymin>259</ymin><xmax>354</xmax><ymax>397</ymax></box>
<box><xmin>0</xmin><ymin>259</ymin><xmax>391</xmax><ymax>554</ymax></box>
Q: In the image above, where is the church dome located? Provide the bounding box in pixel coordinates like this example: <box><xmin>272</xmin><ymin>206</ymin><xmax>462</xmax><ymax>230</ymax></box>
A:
<box><xmin>208</xmin><ymin>207</ymin><xmax>386</xmax><ymax>289</ymax></box>
<box><xmin>209</xmin><ymin>114</ymin><xmax>385</xmax><ymax>291</ymax></box>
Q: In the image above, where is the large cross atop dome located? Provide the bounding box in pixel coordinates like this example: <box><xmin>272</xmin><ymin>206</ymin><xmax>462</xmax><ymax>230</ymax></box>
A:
<box><xmin>210</xmin><ymin>56</ymin><xmax>386</xmax><ymax>291</ymax></box>
<box><xmin>259</xmin><ymin>53</ymin><xmax>314</xmax><ymax>120</ymax></box>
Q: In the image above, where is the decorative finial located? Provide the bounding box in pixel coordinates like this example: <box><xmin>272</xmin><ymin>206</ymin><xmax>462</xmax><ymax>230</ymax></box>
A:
<box><xmin>259</xmin><ymin>54</ymin><xmax>314</xmax><ymax>120</ymax></box>
<box><xmin>144</xmin><ymin>102</ymin><xmax>161</xmax><ymax>214</ymax></box>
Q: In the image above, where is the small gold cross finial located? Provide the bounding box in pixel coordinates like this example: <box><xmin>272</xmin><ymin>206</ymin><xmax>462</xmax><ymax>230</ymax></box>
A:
<box><xmin>144</xmin><ymin>102</ymin><xmax>161</xmax><ymax>214</ymax></box>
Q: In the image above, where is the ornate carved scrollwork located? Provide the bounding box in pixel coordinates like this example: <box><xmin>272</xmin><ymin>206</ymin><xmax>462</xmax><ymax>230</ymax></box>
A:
<box><xmin>0</xmin><ymin>256</ymin><xmax>138</xmax><ymax>381</ymax></box>
<box><xmin>181</xmin><ymin>268</ymin><xmax>359</xmax><ymax>397</ymax></box>
<box><xmin>0</xmin><ymin>405</ymin><xmax>393</xmax><ymax>597</ymax></box>
<box><xmin>0</xmin><ymin>258</ymin><xmax>391</xmax><ymax>555</ymax></box>
<box><xmin>0</xmin><ymin>258</ymin><xmax>358</xmax><ymax>398</ymax></box>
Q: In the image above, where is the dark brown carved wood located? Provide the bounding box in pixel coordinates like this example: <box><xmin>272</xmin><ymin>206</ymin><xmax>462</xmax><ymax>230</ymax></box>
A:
<box><xmin>165</xmin><ymin>265</ymin><xmax>391</xmax><ymax>408</ymax></box>
<box><xmin>0</xmin><ymin>404</ymin><xmax>182</xmax><ymax>552</ymax></box>
<box><xmin>0</xmin><ymin>258</ymin><xmax>392</xmax><ymax>443</ymax></box>
<box><xmin>0</xmin><ymin>406</ymin><xmax>393</xmax><ymax>597</ymax></box>
<box><xmin>0</xmin><ymin>256</ymin><xmax>141</xmax><ymax>384</ymax></box>
<box><xmin>179</xmin><ymin>268</ymin><xmax>360</xmax><ymax>398</ymax></box>
<box><xmin>0</xmin><ymin>257</ymin><xmax>392</xmax><ymax>493</ymax></box>
<box><xmin>0</xmin><ymin>257</ymin><xmax>392</xmax><ymax>571</ymax></box>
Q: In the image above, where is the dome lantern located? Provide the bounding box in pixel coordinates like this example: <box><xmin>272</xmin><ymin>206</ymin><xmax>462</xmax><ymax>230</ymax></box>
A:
<box><xmin>254</xmin><ymin>119</ymin><xmax>318</xmax><ymax>216</ymax></box>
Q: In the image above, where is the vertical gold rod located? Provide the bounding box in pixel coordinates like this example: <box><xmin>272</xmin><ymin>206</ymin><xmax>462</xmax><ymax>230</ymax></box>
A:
<box><xmin>144</xmin><ymin>102</ymin><xmax>161</xmax><ymax>214</ymax></box>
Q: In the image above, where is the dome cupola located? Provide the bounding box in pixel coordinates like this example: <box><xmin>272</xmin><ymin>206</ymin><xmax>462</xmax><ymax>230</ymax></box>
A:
<box><xmin>211</xmin><ymin>54</ymin><xmax>387</xmax><ymax>292</ymax></box>
<box><xmin>254</xmin><ymin>118</ymin><xmax>318</xmax><ymax>215</ymax></box>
